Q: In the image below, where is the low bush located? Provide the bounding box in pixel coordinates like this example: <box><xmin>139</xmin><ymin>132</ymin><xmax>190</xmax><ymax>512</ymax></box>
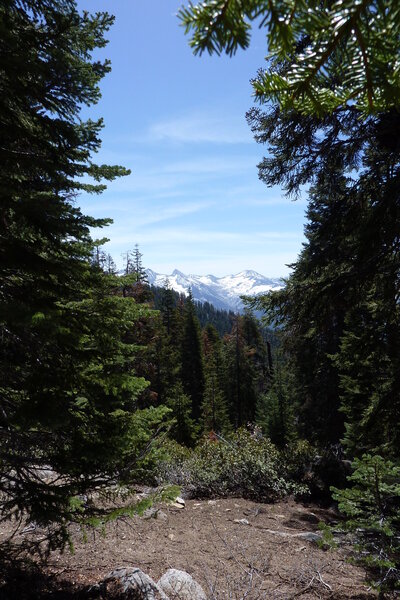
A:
<box><xmin>279</xmin><ymin>439</ymin><xmax>317</xmax><ymax>483</ymax></box>
<box><xmin>331</xmin><ymin>454</ymin><xmax>400</xmax><ymax>595</ymax></box>
<box><xmin>157</xmin><ymin>428</ymin><xmax>307</xmax><ymax>501</ymax></box>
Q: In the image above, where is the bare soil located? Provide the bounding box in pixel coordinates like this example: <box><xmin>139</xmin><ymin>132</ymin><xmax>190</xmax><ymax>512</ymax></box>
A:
<box><xmin>0</xmin><ymin>496</ymin><xmax>377</xmax><ymax>599</ymax></box>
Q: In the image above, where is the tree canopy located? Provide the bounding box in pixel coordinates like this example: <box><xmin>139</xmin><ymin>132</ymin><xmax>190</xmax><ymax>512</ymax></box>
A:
<box><xmin>179</xmin><ymin>0</ymin><xmax>400</xmax><ymax>115</ymax></box>
<box><xmin>0</xmin><ymin>0</ymin><xmax>168</xmax><ymax>547</ymax></box>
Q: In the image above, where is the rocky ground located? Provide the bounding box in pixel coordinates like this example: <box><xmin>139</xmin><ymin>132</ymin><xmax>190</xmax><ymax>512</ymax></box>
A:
<box><xmin>0</xmin><ymin>496</ymin><xmax>376</xmax><ymax>599</ymax></box>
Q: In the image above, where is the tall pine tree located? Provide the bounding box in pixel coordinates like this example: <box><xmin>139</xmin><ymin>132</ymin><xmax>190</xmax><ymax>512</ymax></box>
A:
<box><xmin>0</xmin><ymin>0</ymin><xmax>167</xmax><ymax>542</ymax></box>
<box><xmin>181</xmin><ymin>290</ymin><xmax>204</xmax><ymax>422</ymax></box>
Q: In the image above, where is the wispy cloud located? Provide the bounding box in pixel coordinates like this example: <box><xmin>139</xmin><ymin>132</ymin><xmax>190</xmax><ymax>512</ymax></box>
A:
<box><xmin>105</xmin><ymin>226</ymin><xmax>301</xmax><ymax>246</ymax></box>
<box><xmin>86</xmin><ymin>200</ymin><xmax>213</xmax><ymax>227</ymax></box>
<box><xmin>147</xmin><ymin>112</ymin><xmax>253</xmax><ymax>145</ymax></box>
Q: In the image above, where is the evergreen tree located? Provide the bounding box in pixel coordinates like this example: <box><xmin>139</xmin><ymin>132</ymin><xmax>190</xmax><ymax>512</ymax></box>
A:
<box><xmin>180</xmin><ymin>0</ymin><xmax>400</xmax><ymax>459</ymax></box>
<box><xmin>0</xmin><ymin>0</ymin><xmax>167</xmax><ymax>542</ymax></box>
<box><xmin>166</xmin><ymin>381</ymin><xmax>198</xmax><ymax>446</ymax></box>
<box><xmin>332</xmin><ymin>455</ymin><xmax>400</xmax><ymax>594</ymax></box>
<box><xmin>247</xmin><ymin>105</ymin><xmax>400</xmax><ymax>452</ymax></box>
<box><xmin>256</xmin><ymin>360</ymin><xmax>296</xmax><ymax>448</ymax></box>
<box><xmin>201</xmin><ymin>325</ymin><xmax>229</xmax><ymax>434</ymax></box>
<box><xmin>121</xmin><ymin>245</ymin><xmax>150</xmax><ymax>303</ymax></box>
<box><xmin>181</xmin><ymin>290</ymin><xmax>205</xmax><ymax>422</ymax></box>
<box><xmin>152</xmin><ymin>283</ymin><xmax>236</xmax><ymax>337</ymax></box>
<box><xmin>104</xmin><ymin>253</ymin><xmax>117</xmax><ymax>275</ymax></box>
<box><xmin>159</xmin><ymin>279</ymin><xmax>178</xmax><ymax>337</ymax></box>
<box><xmin>179</xmin><ymin>0</ymin><xmax>400</xmax><ymax>115</ymax></box>
<box><xmin>223</xmin><ymin>315</ymin><xmax>266</xmax><ymax>428</ymax></box>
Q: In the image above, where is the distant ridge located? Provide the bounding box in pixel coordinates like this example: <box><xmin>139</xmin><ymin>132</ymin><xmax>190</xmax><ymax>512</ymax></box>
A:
<box><xmin>146</xmin><ymin>268</ymin><xmax>283</xmax><ymax>313</ymax></box>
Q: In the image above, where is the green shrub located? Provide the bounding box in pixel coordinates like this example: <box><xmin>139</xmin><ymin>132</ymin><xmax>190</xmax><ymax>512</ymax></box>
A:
<box><xmin>331</xmin><ymin>454</ymin><xmax>400</xmax><ymax>595</ymax></box>
<box><xmin>158</xmin><ymin>428</ymin><xmax>307</xmax><ymax>501</ymax></box>
<box><xmin>279</xmin><ymin>439</ymin><xmax>317</xmax><ymax>483</ymax></box>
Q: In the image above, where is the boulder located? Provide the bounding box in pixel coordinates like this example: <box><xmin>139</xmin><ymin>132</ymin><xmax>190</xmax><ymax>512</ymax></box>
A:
<box><xmin>103</xmin><ymin>567</ymin><xmax>169</xmax><ymax>599</ymax></box>
<box><xmin>157</xmin><ymin>569</ymin><xmax>207</xmax><ymax>600</ymax></box>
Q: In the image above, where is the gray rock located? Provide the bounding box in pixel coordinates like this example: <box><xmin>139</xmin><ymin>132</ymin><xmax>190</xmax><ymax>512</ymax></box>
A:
<box><xmin>157</xmin><ymin>569</ymin><xmax>206</xmax><ymax>600</ymax></box>
<box><xmin>104</xmin><ymin>567</ymin><xmax>169</xmax><ymax>599</ymax></box>
<box><xmin>171</xmin><ymin>496</ymin><xmax>185</xmax><ymax>509</ymax></box>
<box><xmin>294</xmin><ymin>532</ymin><xmax>323</xmax><ymax>543</ymax></box>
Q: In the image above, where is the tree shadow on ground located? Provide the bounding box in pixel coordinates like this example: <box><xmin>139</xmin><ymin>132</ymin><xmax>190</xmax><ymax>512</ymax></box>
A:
<box><xmin>0</xmin><ymin>554</ymin><xmax>97</xmax><ymax>600</ymax></box>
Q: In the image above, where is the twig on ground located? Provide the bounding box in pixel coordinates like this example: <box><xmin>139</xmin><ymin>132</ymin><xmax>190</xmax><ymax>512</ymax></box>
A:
<box><xmin>210</xmin><ymin>519</ymin><xmax>260</xmax><ymax>580</ymax></box>
<box><xmin>317</xmin><ymin>569</ymin><xmax>332</xmax><ymax>591</ymax></box>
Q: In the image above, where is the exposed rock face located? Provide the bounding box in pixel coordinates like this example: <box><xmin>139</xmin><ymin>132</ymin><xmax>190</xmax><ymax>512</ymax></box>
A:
<box><xmin>157</xmin><ymin>569</ymin><xmax>207</xmax><ymax>600</ymax></box>
<box><xmin>103</xmin><ymin>567</ymin><xmax>169</xmax><ymax>599</ymax></box>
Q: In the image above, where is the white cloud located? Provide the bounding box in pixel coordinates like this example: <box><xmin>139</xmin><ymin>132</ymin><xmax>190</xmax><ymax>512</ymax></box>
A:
<box><xmin>85</xmin><ymin>200</ymin><xmax>213</xmax><ymax>227</ymax></box>
<box><xmin>103</xmin><ymin>226</ymin><xmax>302</xmax><ymax>246</ymax></box>
<box><xmin>147</xmin><ymin>112</ymin><xmax>253</xmax><ymax>145</ymax></box>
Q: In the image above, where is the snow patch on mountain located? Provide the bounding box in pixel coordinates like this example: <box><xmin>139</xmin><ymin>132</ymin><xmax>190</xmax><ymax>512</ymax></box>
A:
<box><xmin>146</xmin><ymin>268</ymin><xmax>283</xmax><ymax>313</ymax></box>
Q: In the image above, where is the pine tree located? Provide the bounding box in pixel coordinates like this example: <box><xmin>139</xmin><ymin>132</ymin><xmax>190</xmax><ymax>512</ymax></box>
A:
<box><xmin>180</xmin><ymin>0</ymin><xmax>400</xmax><ymax>460</ymax></box>
<box><xmin>181</xmin><ymin>290</ymin><xmax>205</xmax><ymax>422</ymax></box>
<box><xmin>332</xmin><ymin>455</ymin><xmax>400</xmax><ymax>594</ymax></box>
<box><xmin>104</xmin><ymin>253</ymin><xmax>117</xmax><ymax>275</ymax></box>
<box><xmin>201</xmin><ymin>325</ymin><xmax>229</xmax><ymax>434</ymax></box>
<box><xmin>248</xmin><ymin>106</ymin><xmax>400</xmax><ymax>454</ymax></box>
<box><xmin>256</xmin><ymin>360</ymin><xmax>296</xmax><ymax>448</ymax></box>
<box><xmin>0</xmin><ymin>0</ymin><xmax>168</xmax><ymax>543</ymax></box>
<box><xmin>179</xmin><ymin>0</ymin><xmax>400</xmax><ymax>115</ymax></box>
<box><xmin>159</xmin><ymin>279</ymin><xmax>178</xmax><ymax>336</ymax></box>
<box><xmin>120</xmin><ymin>245</ymin><xmax>150</xmax><ymax>303</ymax></box>
<box><xmin>223</xmin><ymin>314</ymin><xmax>267</xmax><ymax>428</ymax></box>
<box><xmin>166</xmin><ymin>381</ymin><xmax>198</xmax><ymax>446</ymax></box>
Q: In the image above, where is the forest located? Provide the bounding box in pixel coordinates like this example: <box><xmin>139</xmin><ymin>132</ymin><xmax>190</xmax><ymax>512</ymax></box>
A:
<box><xmin>0</xmin><ymin>0</ymin><xmax>399</xmax><ymax>598</ymax></box>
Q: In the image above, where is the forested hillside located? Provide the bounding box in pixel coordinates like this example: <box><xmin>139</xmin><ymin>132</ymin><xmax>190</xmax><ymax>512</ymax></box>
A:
<box><xmin>151</xmin><ymin>283</ymin><xmax>237</xmax><ymax>336</ymax></box>
<box><xmin>1</xmin><ymin>0</ymin><xmax>399</xmax><ymax>597</ymax></box>
<box><xmin>91</xmin><ymin>246</ymin><xmax>278</xmax><ymax>440</ymax></box>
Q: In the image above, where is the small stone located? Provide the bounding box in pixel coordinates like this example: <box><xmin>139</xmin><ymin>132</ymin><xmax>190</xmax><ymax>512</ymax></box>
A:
<box><xmin>172</xmin><ymin>496</ymin><xmax>185</xmax><ymax>509</ymax></box>
<box><xmin>156</xmin><ymin>510</ymin><xmax>168</xmax><ymax>520</ymax></box>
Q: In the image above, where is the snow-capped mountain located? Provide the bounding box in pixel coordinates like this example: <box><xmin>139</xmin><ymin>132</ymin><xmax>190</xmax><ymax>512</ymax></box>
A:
<box><xmin>146</xmin><ymin>268</ymin><xmax>283</xmax><ymax>313</ymax></box>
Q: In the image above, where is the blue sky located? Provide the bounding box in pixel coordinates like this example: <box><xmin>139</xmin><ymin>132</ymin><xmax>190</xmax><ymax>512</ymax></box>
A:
<box><xmin>78</xmin><ymin>0</ymin><xmax>306</xmax><ymax>277</ymax></box>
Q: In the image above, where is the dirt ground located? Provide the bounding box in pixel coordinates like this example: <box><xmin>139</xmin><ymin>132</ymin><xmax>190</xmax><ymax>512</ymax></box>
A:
<box><xmin>0</xmin><ymin>496</ymin><xmax>377</xmax><ymax>599</ymax></box>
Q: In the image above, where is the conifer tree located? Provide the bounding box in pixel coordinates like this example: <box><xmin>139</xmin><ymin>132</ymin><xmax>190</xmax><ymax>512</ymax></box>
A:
<box><xmin>166</xmin><ymin>381</ymin><xmax>198</xmax><ymax>446</ymax></box>
<box><xmin>181</xmin><ymin>290</ymin><xmax>205</xmax><ymax>422</ymax></box>
<box><xmin>0</xmin><ymin>0</ymin><xmax>168</xmax><ymax>541</ymax></box>
<box><xmin>201</xmin><ymin>325</ymin><xmax>229</xmax><ymax>434</ymax></box>
<box><xmin>120</xmin><ymin>245</ymin><xmax>150</xmax><ymax>303</ymax></box>
<box><xmin>256</xmin><ymin>361</ymin><xmax>296</xmax><ymax>448</ymax></box>
<box><xmin>223</xmin><ymin>315</ymin><xmax>265</xmax><ymax>428</ymax></box>
<box><xmin>159</xmin><ymin>279</ymin><xmax>178</xmax><ymax>337</ymax></box>
<box><xmin>180</xmin><ymin>0</ymin><xmax>400</xmax><ymax>458</ymax></box>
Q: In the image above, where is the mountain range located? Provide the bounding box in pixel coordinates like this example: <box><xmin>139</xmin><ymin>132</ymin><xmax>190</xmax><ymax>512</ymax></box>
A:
<box><xmin>146</xmin><ymin>268</ymin><xmax>283</xmax><ymax>313</ymax></box>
